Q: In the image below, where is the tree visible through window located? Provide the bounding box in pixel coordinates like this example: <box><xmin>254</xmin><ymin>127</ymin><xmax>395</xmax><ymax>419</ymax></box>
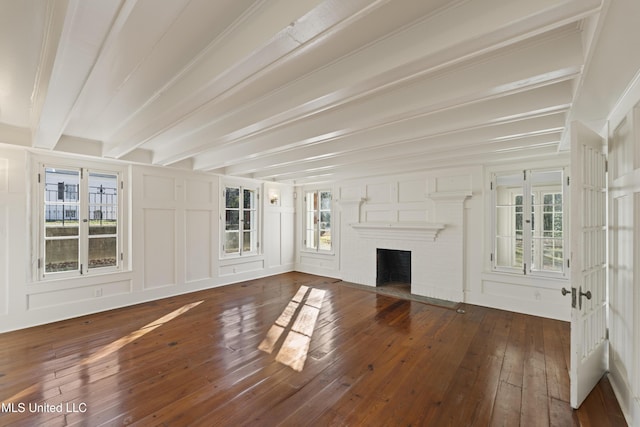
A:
<box><xmin>224</xmin><ymin>185</ymin><xmax>257</xmax><ymax>255</ymax></box>
<box><xmin>493</xmin><ymin>169</ymin><xmax>565</xmax><ymax>275</ymax></box>
<box><xmin>305</xmin><ymin>190</ymin><xmax>331</xmax><ymax>251</ymax></box>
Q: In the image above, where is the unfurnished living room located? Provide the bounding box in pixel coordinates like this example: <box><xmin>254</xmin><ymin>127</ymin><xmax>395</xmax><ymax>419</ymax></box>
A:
<box><xmin>0</xmin><ymin>0</ymin><xmax>638</xmax><ymax>425</ymax></box>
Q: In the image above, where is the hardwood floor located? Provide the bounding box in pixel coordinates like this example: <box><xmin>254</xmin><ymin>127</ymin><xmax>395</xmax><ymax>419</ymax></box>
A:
<box><xmin>0</xmin><ymin>272</ymin><xmax>627</xmax><ymax>426</ymax></box>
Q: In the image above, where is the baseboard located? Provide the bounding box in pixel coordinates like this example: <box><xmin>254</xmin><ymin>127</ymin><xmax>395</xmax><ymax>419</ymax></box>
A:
<box><xmin>608</xmin><ymin>360</ymin><xmax>640</xmax><ymax>427</ymax></box>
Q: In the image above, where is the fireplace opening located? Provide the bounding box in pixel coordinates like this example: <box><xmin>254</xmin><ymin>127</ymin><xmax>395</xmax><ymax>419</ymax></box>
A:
<box><xmin>376</xmin><ymin>249</ymin><xmax>411</xmax><ymax>288</ymax></box>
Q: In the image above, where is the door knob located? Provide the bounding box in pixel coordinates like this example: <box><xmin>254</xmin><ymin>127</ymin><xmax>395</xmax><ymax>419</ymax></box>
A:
<box><xmin>561</xmin><ymin>287</ymin><xmax>570</xmax><ymax>296</ymax></box>
<box><xmin>579</xmin><ymin>287</ymin><xmax>592</xmax><ymax>310</ymax></box>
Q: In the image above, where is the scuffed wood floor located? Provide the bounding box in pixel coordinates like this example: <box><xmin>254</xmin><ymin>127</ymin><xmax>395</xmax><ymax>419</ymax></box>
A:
<box><xmin>0</xmin><ymin>272</ymin><xmax>627</xmax><ymax>426</ymax></box>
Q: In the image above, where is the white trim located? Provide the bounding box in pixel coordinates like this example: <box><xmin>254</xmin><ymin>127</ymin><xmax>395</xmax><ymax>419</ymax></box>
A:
<box><xmin>220</xmin><ymin>182</ymin><xmax>260</xmax><ymax>258</ymax></box>
<box><xmin>427</xmin><ymin>190</ymin><xmax>472</xmax><ymax>203</ymax></box>
<box><xmin>490</xmin><ymin>167</ymin><xmax>568</xmax><ymax>278</ymax></box>
<box><xmin>350</xmin><ymin>222</ymin><xmax>445</xmax><ymax>241</ymax></box>
<box><xmin>35</xmin><ymin>158</ymin><xmax>126</xmax><ymax>282</ymax></box>
<box><xmin>608</xmin><ymin>364</ymin><xmax>640</xmax><ymax>427</ymax></box>
<box><xmin>607</xmin><ymin>68</ymin><xmax>640</xmax><ymax>133</ymax></box>
<box><xmin>302</xmin><ymin>189</ymin><xmax>334</xmax><ymax>253</ymax></box>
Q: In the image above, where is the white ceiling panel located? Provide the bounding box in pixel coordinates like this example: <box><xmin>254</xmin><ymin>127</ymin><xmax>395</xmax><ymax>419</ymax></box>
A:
<box><xmin>0</xmin><ymin>0</ymin><xmax>636</xmax><ymax>183</ymax></box>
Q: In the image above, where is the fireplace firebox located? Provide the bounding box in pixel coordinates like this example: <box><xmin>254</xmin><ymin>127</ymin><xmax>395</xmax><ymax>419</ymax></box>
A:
<box><xmin>376</xmin><ymin>249</ymin><xmax>411</xmax><ymax>286</ymax></box>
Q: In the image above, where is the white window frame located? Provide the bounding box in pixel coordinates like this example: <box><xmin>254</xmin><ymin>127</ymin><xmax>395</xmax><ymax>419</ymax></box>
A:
<box><xmin>37</xmin><ymin>163</ymin><xmax>123</xmax><ymax>280</ymax></box>
<box><xmin>221</xmin><ymin>183</ymin><xmax>260</xmax><ymax>257</ymax></box>
<box><xmin>303</xmin><ymin>189</ymin><xmax>333</xmax><ymax>253</ymax></box>
<box><xmin>491</xmin><ymin>168</ymin><xmax>568</xmax><ymax>278</ymax></box>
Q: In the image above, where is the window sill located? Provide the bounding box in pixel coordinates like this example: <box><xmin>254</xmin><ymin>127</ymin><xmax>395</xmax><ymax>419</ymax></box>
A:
<box><xmin>219</xmin><ymin>253</ymin><xmax>264</xmax><ymax>263</ymax></box>
<box><xmin>29</xmin><ymin>269</ymin><xmax>133</xmax><ymax>289</ymax></box>
<box><xmin>482</xmin><ymin>270</ymin><xmax>569</xmax><ymax>288</ymax></box>
<box><xmin>38</xmin><ymin>266</ymin><xmax>126</xmax><ymax>282</ymax></box>
<box><xmin>299</xmin><ymin>249</ymin><xmax>335</xmax><ymax>256</ymax></box>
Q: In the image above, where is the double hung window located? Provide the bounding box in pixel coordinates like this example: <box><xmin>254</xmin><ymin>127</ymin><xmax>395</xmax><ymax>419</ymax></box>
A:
<box><xmin>304</xmin><ymin>190</ymin><xmax>332</xmax><ymax>252</ymax></box>
<box><xmin>493</xmin><ymin>169</ymin><xmax>566</xmax><ymax>276</ymax></box>
<box><xmin>40</xmin><ymin>166</ymin><xmax>121</xmax><ymax>278</ymax></box>
<box><xmin>223</xmin><ymin>185</ymin><xmax>258</xmax><ymax>256</ymax></box>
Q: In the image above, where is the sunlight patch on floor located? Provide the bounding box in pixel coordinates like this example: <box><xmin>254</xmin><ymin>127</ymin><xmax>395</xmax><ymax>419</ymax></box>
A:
<box><xmin>259</xmin><ymin>286</ymin><xmax>326</xmax><ymax>372</ymax></box>
<box><xmin>82</xmin><ymin>300</ymin><xmax>204</xmax><ymax>365</ymax></box>
<box><xmin>4</xmin><ymin>300</ymin><xmax>204</xmax><ymax>404</ymax></box>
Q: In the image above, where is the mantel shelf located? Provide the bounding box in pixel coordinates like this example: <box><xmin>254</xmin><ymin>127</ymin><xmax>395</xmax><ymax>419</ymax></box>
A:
<box><xmin>350</xmin><ymin>222</ymin><xmax>446</xmax><ymax>241</ymax></box>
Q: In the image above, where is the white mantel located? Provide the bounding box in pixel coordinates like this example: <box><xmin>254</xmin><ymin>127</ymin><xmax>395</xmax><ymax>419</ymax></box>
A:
<box><xmin>350</xmin><ymin>222</ymin><xmax>446</xmax><ymax>241</ymax></box>
<box><xmin>339</xmin><ymin>187</ymin><xmax>472</xmax><ymax>303</ymax></box>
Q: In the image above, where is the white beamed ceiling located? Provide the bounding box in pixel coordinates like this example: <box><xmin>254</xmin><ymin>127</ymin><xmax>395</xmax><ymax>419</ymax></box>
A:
<box><xmin>0</xmin><ymin>0</ymin><xmax>637</xmax><ymax>183</ymax></box>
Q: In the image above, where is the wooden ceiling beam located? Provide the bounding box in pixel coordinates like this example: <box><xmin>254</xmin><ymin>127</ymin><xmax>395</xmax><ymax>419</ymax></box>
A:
<box><xmin>150</xmin><ymin>0</ymin><xmax>594</xmax><ymax>168</ymax></box>
<box><xmin>288</xmin><ymin>146</ymin><xmax>565</xmax><ymax>185</ymax></box>
<box><xmin>31</xmin><ymin>0</ymin><xmax>132</xmax><ymax>150</ymax></box>
<box><xmin>193</xmin><ymin>80</ymin><xmax>573</xmax><ymax>171</ymax></box>
<box><xmin>253</xmin><ymin>133</ymin><xmax>562</xmax><ymax>181</ymax></box>
<box><xmin>224</xmin><ymin>113</ymin><xmax>567</xmax><ymax>177</ymax></box>
<box><xmin>102</xmin><ymin>0</ymin><xmax>382</xmax><ymax>159</ymax></box>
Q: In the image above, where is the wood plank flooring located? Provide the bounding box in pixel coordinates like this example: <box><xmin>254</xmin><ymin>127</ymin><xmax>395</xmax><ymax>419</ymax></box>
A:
<box><xmin>0</xmin><ymin>272</ymin><xmax>627</xmax><ymax>426</ymax></box>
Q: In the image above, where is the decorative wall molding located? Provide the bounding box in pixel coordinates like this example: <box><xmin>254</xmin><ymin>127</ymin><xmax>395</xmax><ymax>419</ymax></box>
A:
<box><xmin>337</xmin><ymin>198</ymin><xmax>366</xmax><ymax>206</ymax></box>
<box><xmin>350</xmin><ymin>222</ymin><xmax>445</xmax><ymax>241</ymax></box>
<box><xmin>427</xmin><ymin>190</ymin><xmax>472</xmax><ymax>203</ymax></box>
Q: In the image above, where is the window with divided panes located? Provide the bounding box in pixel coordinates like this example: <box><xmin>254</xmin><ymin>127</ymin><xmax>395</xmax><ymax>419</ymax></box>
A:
<box><xmin>304</xmin><ymin>190</ymin><xmax>332</xmax><ymax>252</ymax></box>
<box><xmin>223</xmin><ymin>185</ymin><xmax>258</xmax><ymax>256</ymax></box>
<box><xmin>40</xmin><ymin>166</ymin><xmax>121</xmax><ymax>277</ymax></box>
<box><xmin>493</xmin><ymin>169</ymin><xmax>566</xmax><ymax>276</ymax></box>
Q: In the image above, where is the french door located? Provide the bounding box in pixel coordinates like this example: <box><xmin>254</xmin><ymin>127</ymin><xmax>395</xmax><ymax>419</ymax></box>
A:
<box><xmin>569</xmin><ymin>121</ymin><xmax>608</xmax><ymax>408</ymax></box>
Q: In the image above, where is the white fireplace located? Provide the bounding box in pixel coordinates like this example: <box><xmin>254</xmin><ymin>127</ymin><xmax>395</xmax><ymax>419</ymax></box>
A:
<box><xmin>339</xmin><ymin>191</ymin><xmax>471</xmax><ymax>302</ymax></box>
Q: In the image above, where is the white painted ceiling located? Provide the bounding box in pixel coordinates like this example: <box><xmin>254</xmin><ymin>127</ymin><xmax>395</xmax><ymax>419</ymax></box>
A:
<box><xmin>0</xmin><ymin>0</ymin><xmax>638</xmax><ymax>184</ymax></box>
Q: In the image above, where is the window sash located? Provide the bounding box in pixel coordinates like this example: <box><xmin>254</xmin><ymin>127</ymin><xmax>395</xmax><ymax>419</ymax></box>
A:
<box><xmin>41</xmin><ymin>166</ymin><xmax>120</xmax><ymax>278</ymax></box>
<box><xmin>305</xmin><ymin>190</ymin><xmax>332</xmax><ymax>252</ymax></box>
<box><xmin>223</xmin><ymin>186</ymin><xmax>258</xmax><ymax>256</ymax></box>
<box><xmin>493</xmin><ymin>170</ymin><xmax>565</xmax><ymax>276</ymax></box>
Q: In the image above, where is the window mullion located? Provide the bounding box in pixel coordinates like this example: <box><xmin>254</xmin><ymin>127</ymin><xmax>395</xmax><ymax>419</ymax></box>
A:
<box><xmin>79</xmin><ymin>168</ymin><xmax>89</xmax><ymax>274</ymax></box>
<box><xmin>39</xmin><ymin>166</ymin><xmax>46</xmax><ymax>278</ymax></box>
<box><xmin>315</xmin><ymin>190</ymin><xmax>320</xmax><ymax>252</ymax></box>
<box><xmin>239</xmin><ymin>187</ymin><xmax>244</xmax><ymax>256</ymax></box>
<box><xmin>522</xmin><ymin>171</ymin><xmax>533</xmax><ymax>274</ymax></box>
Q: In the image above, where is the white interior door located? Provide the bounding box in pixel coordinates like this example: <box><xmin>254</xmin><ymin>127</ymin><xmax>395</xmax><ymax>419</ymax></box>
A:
<box><xmin>569</xmin><ymin>121</ymin><xmax>608</xmax><ymax>408</ymax></box>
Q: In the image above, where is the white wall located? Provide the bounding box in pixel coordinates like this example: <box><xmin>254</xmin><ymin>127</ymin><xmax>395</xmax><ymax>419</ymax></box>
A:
<box><xmin>608</xmin><ymin>103</ymin><xmax>640</xmax><ymax>425</ymax></box>
<box><xmin>471</xmin><ymin>158</ymin><xmax>571</xmax><ymax>321</ymax></box>
<box><xmin>295</xmin><ymin>165</ymin><xmax>571</xmax><ymax>320</ymax></box>
<box><xmin>294</xmin><ymin>183</ymin><xmax>341</xmax><ymax>278</ymax></box>
<box><xmin>337</xmin><ymin>171</ymin><xmax>473</xmax><ymax>302</ymax></box>
<box><xmin>0</xmin><ymin>147</ymin><xmax>295</xmax><ymax>332</ymax></box>
<box><xmin>0</xmin><ymin>147</ymin><xmax>28</xmax><ymax>327</ymax></box>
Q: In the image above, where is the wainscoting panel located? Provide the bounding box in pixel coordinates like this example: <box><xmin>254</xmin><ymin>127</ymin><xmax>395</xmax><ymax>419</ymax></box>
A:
<box><xmin>185</xmin><ymin>209</ymin><xmax>212</xmax><ymax>283</ymax></box>
<box><xmin>366</xmin><ymin>183</ymin><xmax>394</xmax><ymax>204</ymax></box>
<box><xmin>186</xmin><ymin>179</ymin><xmax>214</xmax><ymax>204</ymax></box>
<box><xmin>266</xmin><ymin>211</ymin><xmax>282</xmax><ymax>268</ymax></box>
<box><xmin>143</xmin><ymin>174</ymin><xmax>176</xmax><ymax>202</ymax></box>
<box><xmin>144</xmin><ymin>208</ymin><xmax>176</xmax><ymax>288</ymax></box>
<box><xmin>0</xmin><ymin>158</ymin><xmax>8</xmax><ymax>192</ymax></box>
<box><xmin>281</xmin><ymin>212</ymin><xmax>295</xmax><ymax>266</ymax></box>
<box><xmin>219</xmin><ymin>259</ymin><xmax>264</xmax><ymax>276</ymax></box>
<box><xmin>398</xmin><ymin>209</ymin><xmax>427</xmax><ymax>222</ymax></box>
<box><xmin>398</xmin><ymin>179</ymin><xmax>425</xmax><ymax>203</ymax></box>
<box><xmin>365</xmin><ymin>209</ymin><xmax>395</xmax><ymax>222</ymax></box>
<box><xmin>27</xmin><ymin>280</ymin><xmax>132</xmax><ymax>309</ymax></box>
<box><xmin>0</xmin><ymin>204</ymin><xmax>7</xmax><ymax>316</ymax></box>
